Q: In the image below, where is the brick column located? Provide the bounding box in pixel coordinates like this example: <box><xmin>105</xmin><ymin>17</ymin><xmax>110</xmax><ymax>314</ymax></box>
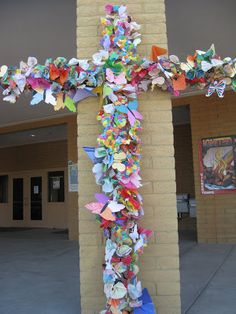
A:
<box><xmin>77</xmin><ymin>1</ymin><xmax>181</xmax><ymax>313</ymax></box>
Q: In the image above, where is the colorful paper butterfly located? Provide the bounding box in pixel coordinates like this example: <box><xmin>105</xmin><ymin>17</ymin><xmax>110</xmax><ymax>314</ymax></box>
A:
<box><xmin>85</xmin><ymin>193</ymin><xmax>125</xmax><ymax>221</ymax></box>
<box><xmin>116</xmin><ymin>100</ymin><xmax>143</xmax><ymax>126</ymax></box>
<box><xmin>49</xmin><ymin>64</ymin><xmax>68</xmax><ymax>84</ymax></box>
<box><xmin>206</xmin><ymin>80</ymin><xmax>226</xmax><ymax>98</ymax></box>
<box><xmin>112</xmin><ymin>152</ymin><xmax>126</xmax><ymax>172</ymax></box>
<box><xmin>106</xmin><ymin>68</ymin><xmax>127</xmax><ymax>85</ymax></box>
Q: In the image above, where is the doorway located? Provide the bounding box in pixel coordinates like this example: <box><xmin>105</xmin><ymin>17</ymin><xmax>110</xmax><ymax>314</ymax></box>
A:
<box><xmin>12</xmin><ymin>175</ymin><xmax>43</xmax><ymax>221</ymax></box>
<box><xmin>0</xmin><ymin>168</ymin><xmax>67</xmax><ymax>229</ymax></box>
<box><xmin>11</xmin><ymin>172</ymin><xmax>44</xmax><ymax>224</ymax></box>
<box><xmin>172</xmin><ymin>104</ymin><xmax>197</xmax><ymax>239</ymax></box>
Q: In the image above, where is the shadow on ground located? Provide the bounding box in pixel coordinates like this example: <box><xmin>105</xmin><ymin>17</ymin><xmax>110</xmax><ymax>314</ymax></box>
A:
<box><xmin>180</xmin><ymin>230</ymin><xmax>236</xmax><ymax>314</ymax></box>
<box><xmin>0</xmin><ymin>228</ymin><xmax>80</xmax><ymax>314</ymax></box>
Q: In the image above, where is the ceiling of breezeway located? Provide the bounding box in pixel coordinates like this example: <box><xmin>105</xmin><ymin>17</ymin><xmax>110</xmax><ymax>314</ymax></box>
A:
<box><xmin>0</xmin><ymin>124</ymin><xmax>67</xmax><ymax>148</ymax></box>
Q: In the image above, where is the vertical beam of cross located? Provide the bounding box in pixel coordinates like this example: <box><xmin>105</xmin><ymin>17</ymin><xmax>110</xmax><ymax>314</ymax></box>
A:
<box><xmin>83</xmin><ymin>5</ymin><xmax>154</xmax><ymax>313</ymax></box>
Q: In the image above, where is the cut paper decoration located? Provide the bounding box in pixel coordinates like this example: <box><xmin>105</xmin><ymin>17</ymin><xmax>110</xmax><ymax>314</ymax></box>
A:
<box><xmin>116</xmin><ymin>100</ymin><xmax>143</xmax><ymax>126</ymax></box>
<box><xmin>172</xmin><ymin>73</ymin><xmax>187</xmax><ymax>91</ymax></box>
<box><xmin>151</xmin><ymin>45</ymin><xmax>167</xmax><ymax>61</ymax></box>
<box><xmin>112</xmin><ymin>152</ymin><xmax>126</xmax><ymax>172</ymax></box>
<box><xmin>105</xmin><ymin>239</ymin><xmax>117</xmax><ymax>267</ymax></box>
<box><xmin>85</xmin><ymin>201</ymin><xmax>116</xmax><ymax>221</ymax></box>
<box><xmin>85</xmin><ymin>194</ymin><xmax>125</xmax><ymax>221</ymax></box>
<box><xmin>128</xmin><ymin>280</ymin><xmax>142</xmax><ymax>300</ymax></box>
<box><xmin>110</xmin><ymin>282</ymin><xmax>127</xmax><ymax>300</ymax></box>
<box><xmin>0</xmin><ymin>4</ymin><xmax>235</xmax><ymax>314</ymax></box>
<box><xmin>83</xmin><ymin>147</ymin><xmax>97</xmax><ymax>164</ymax></box>
<box><xmin>206</xmin><ymin>80</ymin><xmax>226</xmax><ymax>98</ymax></box>
<box><xmin>0</xmin><ymin>65</ymin><xmax>8</xmax><ymax>78</ymax></box>
<box><xmin>106</xmin><ymin>69</ymin><xmax>127</xmax><ymax>85</ymax></box>
<box><xmin>134</xmin><ymin>288</ymin><xmax>156</xmax><ymax>314</ymax></box>
<box><xmin>73</xmin><ymin>88</ymin><xmax>96</xmax><ymax>102</ymax></box>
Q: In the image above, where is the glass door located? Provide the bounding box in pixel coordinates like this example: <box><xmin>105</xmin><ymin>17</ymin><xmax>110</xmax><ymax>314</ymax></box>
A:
<box><xmin>12</xmin><ymin>173</ymin><xmax>43</xmax><ymax>223</ymax></box>
<box><xmin>30</xmin><ymin>176</ymin><xmax>42</xmax><ymax>220</ymax></box>
<box><xmin>12</xmin><ymin>178</ymin><xmax>24</xmax><ymax>220</ymax></box>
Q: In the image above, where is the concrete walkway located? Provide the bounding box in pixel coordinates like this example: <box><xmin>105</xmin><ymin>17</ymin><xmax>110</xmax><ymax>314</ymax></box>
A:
<box><xmin>1</xmin><ymin>228</ymin><xmax>236</xmax><ymax>314</ymax></box>
<box><xmin>180</xmin><ymin>231</ymin><xmax>236</xmax><ymax>314</ymax></box>
<box><xmin>0</xmin><ymin>228</ymin><xmax>80</xmax><ymax>314</ymax></box>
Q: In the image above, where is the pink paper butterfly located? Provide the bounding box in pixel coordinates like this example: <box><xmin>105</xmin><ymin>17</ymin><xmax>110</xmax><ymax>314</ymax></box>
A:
<box><xmin>106</xmin><ymin>68</ymin><xmax>127</xmax><ymax>85</ymax></box>
<box><xmin>85</xmin><ymin>193</ymin><xmax>125</xmax><ymax>221</ymax></box>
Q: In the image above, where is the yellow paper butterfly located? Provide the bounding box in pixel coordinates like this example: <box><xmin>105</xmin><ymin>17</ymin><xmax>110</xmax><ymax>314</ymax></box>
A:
<box><xmin>112</xmin><ymin>152</ymin><xmax>126</xmax><ymax>172</ymax></box>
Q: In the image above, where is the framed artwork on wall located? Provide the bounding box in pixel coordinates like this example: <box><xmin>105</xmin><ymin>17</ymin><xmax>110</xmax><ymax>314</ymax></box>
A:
<box><xmin>199</xmin><ymin>136</ymin><xmax>236</xmax><ymax>194</ymax></box>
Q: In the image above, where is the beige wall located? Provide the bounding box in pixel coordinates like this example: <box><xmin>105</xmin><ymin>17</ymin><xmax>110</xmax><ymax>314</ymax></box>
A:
<box><xmin>0</xmin><ymin>140</ymin><xmax>67</xmax><ymax>172</ymax></box>
<box><xmin>174</xmin><ymin>124</ymin><xmax>195</xmax><ymax>197</ymax></box>
<box><xmin>0</xmin><ymin>168</ymin><xmax>68</xmax><ymax>229</ymax></box>
<box><xmin>174</xmin><ymin>91</ymin><xmax>236</xmax><ymax>243</ymax></box>
<box><xmin>77</xmin><ymin>1</ymin><xmax>180</xmax><ymax>313</ymax></box>
<box><xmin>0</xmin><ymin>116</ymin><xmax>78</xmax><ymax>239</ymax></box>
<box><xmin>0</xmin><ymin>140</ymin><xmax>68</xmax><ymax>228</ymax></box>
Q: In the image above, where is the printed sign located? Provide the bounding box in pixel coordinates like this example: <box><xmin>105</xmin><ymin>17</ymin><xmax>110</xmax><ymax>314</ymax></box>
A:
<box><xmin>68</xmin><ymin>161</ymin><xmax>78</xmax><ymax>192</ymax></box>
<box><xmin>52</xmin><ymin>178</ymin><xmax>60</xmax><ymax>190</ymax></box>
<box><xmin>33</xmin><ymin>186</ymin><xmax>39</xmax><ymax>194</ymax></box>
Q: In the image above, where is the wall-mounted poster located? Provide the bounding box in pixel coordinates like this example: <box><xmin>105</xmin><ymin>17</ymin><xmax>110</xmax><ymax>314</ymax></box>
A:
<box><xmin>199</xmin><ymin>136</ymin><xmax>236</xmax><ymax>194</ymax></box>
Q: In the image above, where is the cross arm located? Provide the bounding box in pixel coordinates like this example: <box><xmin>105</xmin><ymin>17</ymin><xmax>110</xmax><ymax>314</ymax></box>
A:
<box><xmin>0</xmin><ymin>56</ymin><xmax>103</xmax><ymax>112</ymax></box>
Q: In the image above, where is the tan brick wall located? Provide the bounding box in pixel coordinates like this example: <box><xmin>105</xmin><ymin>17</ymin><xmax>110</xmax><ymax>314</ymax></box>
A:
<box><xmin>173</xmin><ymin>91</ymin><xmax>236</xmax><ymax>243</ymax></box>
<box><xmin>174</xmin><ymin>124</ymin><xmax>195</xmax><ymax>197</ymax></box>
<box><xmin>77</xmin><ymin>1</ymin><xmax>180</xmax><ymax>313</ymax></box>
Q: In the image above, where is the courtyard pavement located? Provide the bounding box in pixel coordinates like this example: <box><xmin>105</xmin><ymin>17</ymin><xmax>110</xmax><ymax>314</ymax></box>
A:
<box><xmin>0</xmin><ymin>228</ymin><xmax>235</xmax><ymax>314</ymax></box>
<box><xmin>180</xmin><ymin>230</ymin><xmax>236</xmax><ymax>314</ymax></box>
<box><xmin>0</xmin><ymin>228</ymin><xmax>80</xmax><ymax>314</ymax></box>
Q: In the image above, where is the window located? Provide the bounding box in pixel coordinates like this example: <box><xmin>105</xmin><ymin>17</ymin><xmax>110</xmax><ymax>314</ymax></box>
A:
<box><xmin>0</xmin><ymin>175</ymin><xmax>8</xmax><ymax>203</ymax></box>
<box><xmin>48</xmin><ymin>171</ymin><xmax>64</xmax><ymax>202</ymax></box>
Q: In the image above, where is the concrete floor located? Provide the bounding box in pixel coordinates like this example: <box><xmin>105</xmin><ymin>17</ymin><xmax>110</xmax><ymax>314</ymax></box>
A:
<box><xmin>0</xmin><ymin>228</ymin><xmax>80</xmax><ymax>314</ymax></box>
<box><xmin>1</xmin><ymin>228</ymin><xmax>236</xmax><ymax>314</ymax></box>
<box><xmin>180</xmin><ymin>231</ymin><xmax>236</xmax><ymax>314</ymax></box>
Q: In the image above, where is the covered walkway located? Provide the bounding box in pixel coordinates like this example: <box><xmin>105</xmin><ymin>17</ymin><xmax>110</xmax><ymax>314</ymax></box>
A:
<box><xmin>180</xmin><ymin>231</ymin><xmax>236</xmax><ymax>314</ymax></box>
<box><xmin>0</xmin><ymin>228</ymin><xmax>80</xmax><ymax>314</ymax></box>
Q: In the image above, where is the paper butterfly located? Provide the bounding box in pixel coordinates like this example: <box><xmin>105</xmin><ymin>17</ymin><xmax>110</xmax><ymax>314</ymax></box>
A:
<box><xmin>116</xmin><ymin>100</ymin><xmax>143</xmax><ymax>126</ymax></box>
<box><xmin>49</xmin><ymin>64</ymin><xmax>68</xmax><ymax>84</ymax></box>
<box><xmin>112</xmin><ymin>152</ymin><xmax>126</xmax><ymax>172</ymax></box>
<box><xmin>30</xmin><ymin>89</ymin><xmax>57</xmax><ymax>106</ymax></box>
<box><xmin>121</xmin><ymin>173</ymin><xmax>142</xmax><ymax>189</ymax></box>
<box><xmin>0</xmin><ymin>65</ymin><xmax>8</xmax><ymax>78</ymax></box>
<box><xmin>106</xmin><ymin>68</ymin><xmax>127</xmax><ymax>85</ymax></box>
<box><xmin>206</xmin><ymin>80</ymin><xmax>226</xmax><ymax>98</ymax></box>
<box><xmin>180</xmin><ymin>58</ymin><xmax>195</xmax><ymax>73</ymax></box>
<box><xmin>85</xmin><ymin>193</ymin><xmax>125</xmax><ymax>221</ymax></box>
<box><xmin>128</xmin><ymin>280</ymin><xmax>142</xmax><ymax>300</ymax></box>
<box><xmin>110</xmin><ymin>282</ymin><xmax>127</xmax><ymax>300</ymax></box>
<box><xmin>19</xmin><ymin>57</ymin><xmax>38</xmax><ymax>76</ymax></box>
